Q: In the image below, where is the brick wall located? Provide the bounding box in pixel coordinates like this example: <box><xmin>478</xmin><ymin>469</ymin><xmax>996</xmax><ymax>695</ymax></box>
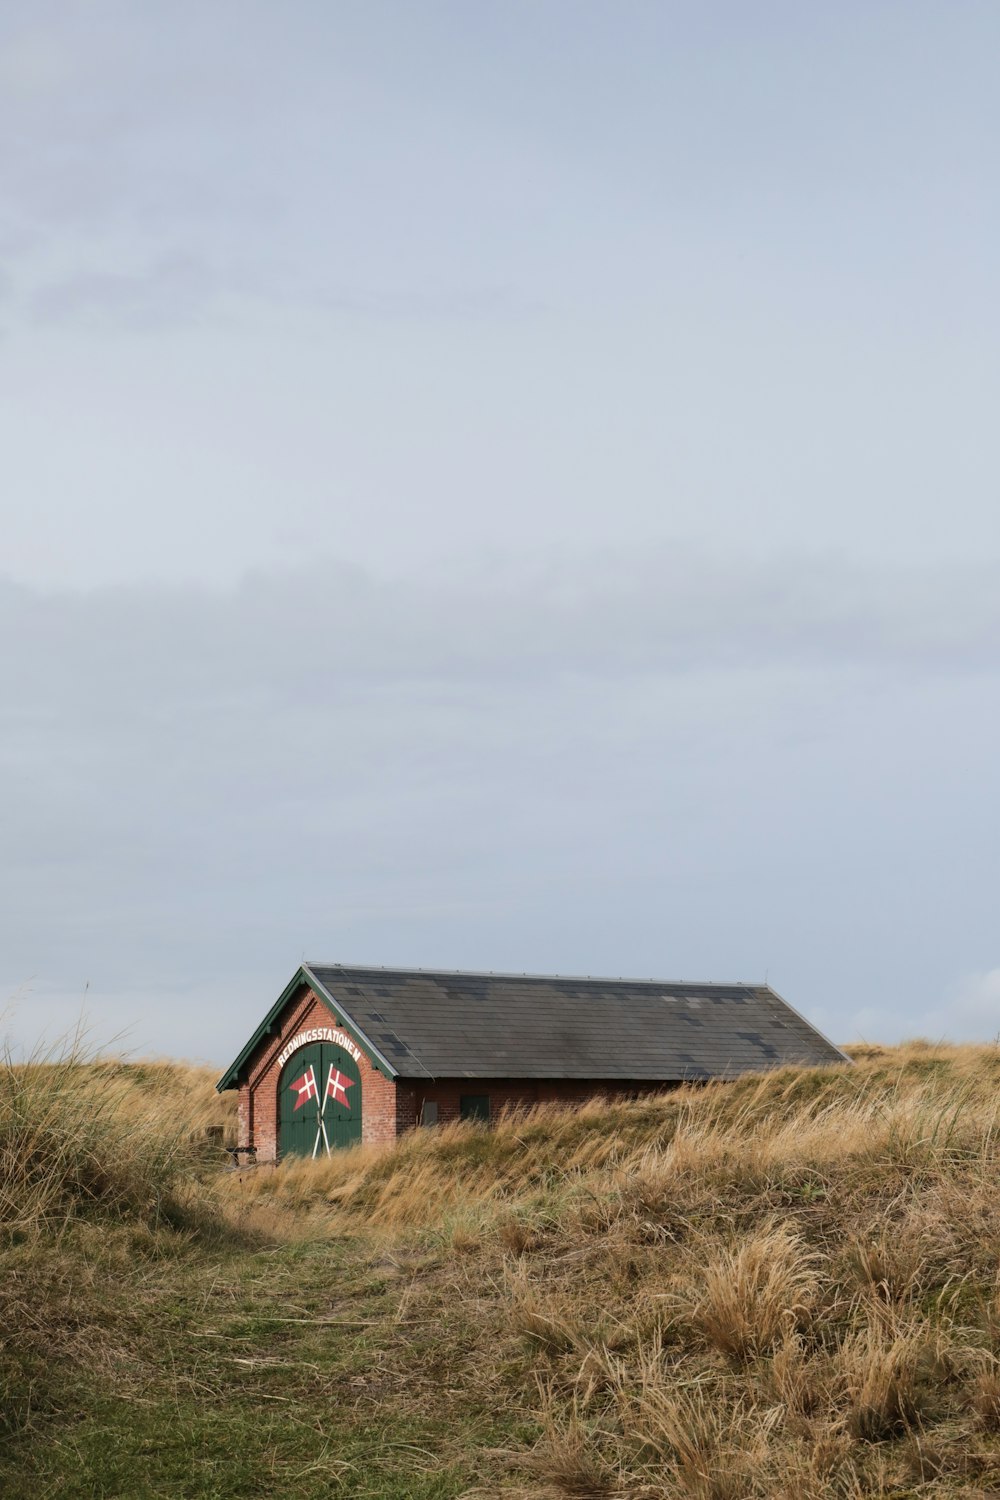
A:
<box><xmin>413</xmin><ymin>1077</ymin><xmax>676</xmax><ymax>1126</ymax></box>
<box><xmin>237</xmin><ymin>986</ymin><xmax>400</xmax><ymax>1160</ymax></box>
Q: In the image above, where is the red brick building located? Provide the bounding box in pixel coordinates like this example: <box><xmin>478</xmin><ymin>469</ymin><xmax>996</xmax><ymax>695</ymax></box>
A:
<box><xmin>216</xmin><ymin>962</ymin><xmax>845</xmax><ymax>1161</ymax></box>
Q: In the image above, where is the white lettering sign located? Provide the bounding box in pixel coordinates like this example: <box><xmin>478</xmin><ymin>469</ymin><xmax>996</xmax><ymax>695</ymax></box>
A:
<box><xmin>277</xmin><ymin>1026</ymin><xmax>363</xmax><ymax>1070</ymax></box>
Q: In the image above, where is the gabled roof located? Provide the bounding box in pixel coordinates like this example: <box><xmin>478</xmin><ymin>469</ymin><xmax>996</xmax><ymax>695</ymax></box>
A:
<box><xmin>217</xmin><ymin>962</ymin><xmax>847</xmax><ymax>1090</ymax></box>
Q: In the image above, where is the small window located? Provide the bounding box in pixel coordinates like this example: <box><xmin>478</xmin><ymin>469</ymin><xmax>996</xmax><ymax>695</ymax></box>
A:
<box><xmin>460</xmin><ymin>1094</ymin><xmax>490</xmax><ymax>1123</ymax></box>
<box><xmin>420</xmin><ymin>1101</ymin><xmax>438</xmax><ymax>1127</ymax></box>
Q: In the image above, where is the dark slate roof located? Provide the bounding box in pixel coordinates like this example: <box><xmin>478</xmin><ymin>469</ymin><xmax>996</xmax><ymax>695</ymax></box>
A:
<box><xmin>302</xmin><ymin>963</ymin><xmax>847</xmax><ymax>1081</ymax></box>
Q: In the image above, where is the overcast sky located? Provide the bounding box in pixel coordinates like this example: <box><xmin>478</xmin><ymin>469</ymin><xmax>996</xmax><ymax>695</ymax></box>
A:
<box><xmin>3</xmin><ymin>2</ymin><xmax>999</xmax><ymax>1064</ymax></box>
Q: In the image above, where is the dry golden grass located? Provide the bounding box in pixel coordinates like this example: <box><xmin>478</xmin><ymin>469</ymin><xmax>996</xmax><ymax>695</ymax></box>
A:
<box><xmin>220</xmin><ymin>1039</ymin><xmax>1000</xmax><ymax>1494</ymax></box>
<box><xmin>970</xmin><ymin>1364</ymin><xmax>1000</xmax><ymax>1429</ymax></box>
<box><xmin>11</xmin><ymin>1036</ymin><xmax>1000</xmax><ymax>1496</ymax></box>
<box><xmin>1</xmin><ymin>1051</ymin><xmax>228</xmax><ymax>1234</ymax></box>
<box><xmin>838</xmin><ymin>1314</ymin><xmax>944</xmax><ymax>1440</ymax></box>
<box><xmin>674</xmin><ymin>1221</ymin><xmax>822</xmax><ymax>1359</ymax></box>
<box><xmin>0</xmin><ymin>1040</ymin><xmax>238</xmax><ymax>1438</ymax></box>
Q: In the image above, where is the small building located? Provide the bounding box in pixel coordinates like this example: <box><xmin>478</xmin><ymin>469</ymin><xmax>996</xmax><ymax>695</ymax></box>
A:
<box><xmin>216</xmin><ymin>962</ymin><xmax>846</xmax><ymax>1160</ymax></box>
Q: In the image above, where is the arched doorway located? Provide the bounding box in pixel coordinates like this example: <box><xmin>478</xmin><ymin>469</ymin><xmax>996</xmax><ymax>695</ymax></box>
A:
<box><xmin>277</xmin><ymin>1041</ymin><xmax>362</xmax><ymax>1158</ymax></box>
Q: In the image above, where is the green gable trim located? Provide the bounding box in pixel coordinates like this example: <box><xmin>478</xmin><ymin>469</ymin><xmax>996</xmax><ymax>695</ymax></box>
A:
<box><xmin>215</xmin><ymin>965</ymin><xmax>399</xmax><ymax>1092</ymax></box>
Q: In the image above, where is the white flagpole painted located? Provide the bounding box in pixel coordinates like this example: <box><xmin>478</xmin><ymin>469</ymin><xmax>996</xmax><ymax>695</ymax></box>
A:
<box><xmin>313</xmin><ymin>1063</ymin><xmax>335</xmax><ymax>1157</ymax></box>
<box><xmin>313</xmin><ymin>1066</ymin><xmax>325</xmax><ymax>1157</ymax></box>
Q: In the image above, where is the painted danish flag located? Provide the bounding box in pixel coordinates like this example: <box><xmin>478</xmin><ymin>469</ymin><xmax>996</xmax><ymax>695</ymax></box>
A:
<box><xmin>290</xmin><ymin>1065</ymin><xmax>319</xmax><ymax>1111</ymax></box>
<box><xmin>325</xmin><ymin>1065</ymin><xmax>355</xmax><ymax>1110</ymax></box>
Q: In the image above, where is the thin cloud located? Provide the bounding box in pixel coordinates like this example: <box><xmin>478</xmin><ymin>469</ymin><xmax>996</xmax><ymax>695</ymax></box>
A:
<box><xmin>30</xmin><ymin>254</ymin><xmax>224</xmax><ymax>329</ymax></box>
<box><xmin>2</xmin><ymin>551</ymin><xmax>997</xmax><ymax>701</ymax></box>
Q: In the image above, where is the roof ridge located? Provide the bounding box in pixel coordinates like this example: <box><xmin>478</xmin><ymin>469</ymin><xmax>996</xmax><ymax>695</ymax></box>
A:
<box><xmin>306</xmin><ymin>961</ymin><xmax>761</xmax><ymax>989</ymax></box>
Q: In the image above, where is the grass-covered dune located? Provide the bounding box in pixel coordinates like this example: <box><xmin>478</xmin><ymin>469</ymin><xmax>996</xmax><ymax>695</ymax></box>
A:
<box><xmin>0</xmin><ymin>1050</ymin><xmax>236</xmax><ymax>1442</ymax></box>
<box><xmin>4</xmin><ymin>1041</ymin><xmax>1000</xmax><ymax>1497</ymax></box>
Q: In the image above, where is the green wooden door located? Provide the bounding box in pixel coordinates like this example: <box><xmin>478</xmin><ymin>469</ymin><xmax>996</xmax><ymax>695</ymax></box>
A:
<box><xmin>278</xmin><ymin>1042</ymin><xmax>362</xmax><ymax>1159</ymax></box>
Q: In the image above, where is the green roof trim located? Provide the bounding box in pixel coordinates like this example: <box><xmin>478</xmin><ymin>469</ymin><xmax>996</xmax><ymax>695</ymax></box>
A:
<box><xmin>215</xmin><ymin>965</ymin><xmax>399</xmax><ymax>1092</ymax></box>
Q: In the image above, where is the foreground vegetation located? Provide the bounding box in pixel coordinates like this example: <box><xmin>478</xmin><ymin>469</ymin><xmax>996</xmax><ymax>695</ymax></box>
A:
<box><xmin>4</xmin><ymin>1041</ymin><xmax>1000</xmax><ymax>1496</ymax></box>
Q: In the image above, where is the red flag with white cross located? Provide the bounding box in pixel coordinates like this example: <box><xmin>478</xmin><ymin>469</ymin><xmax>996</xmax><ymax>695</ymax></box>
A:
<box><xmin>290</xmin><ymin>1065</ymin><xmax>319</xmax><ymax>1111</ymax></box>
<box><xmin>325</xmin><ymin>1064</ymin><xmax>355</xmax><ymax>1111</ymax></box>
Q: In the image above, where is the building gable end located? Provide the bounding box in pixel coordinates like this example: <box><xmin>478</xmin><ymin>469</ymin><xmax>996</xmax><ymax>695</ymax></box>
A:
<box><xmin>216</xmin><ymin>966</ymin><xmax>399</xmax><ymax>1092</ymax></box>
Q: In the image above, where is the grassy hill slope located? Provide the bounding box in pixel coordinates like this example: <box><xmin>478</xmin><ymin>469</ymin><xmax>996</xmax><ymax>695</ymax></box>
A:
<box><xmin>4</xmin><ymin>1042</ymin><xmax>1000</xmax><ymax>1497</ymax></box>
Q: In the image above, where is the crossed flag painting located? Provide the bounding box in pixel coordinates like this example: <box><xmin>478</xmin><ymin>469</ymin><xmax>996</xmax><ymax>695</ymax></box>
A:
<box><xmin>289</xmin><ymin>1062</ymin><xmax>356</xmax><ymax>1157</ymax></box>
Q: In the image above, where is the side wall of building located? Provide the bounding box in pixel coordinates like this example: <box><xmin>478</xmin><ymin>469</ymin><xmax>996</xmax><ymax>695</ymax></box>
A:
<box><xmin>412</xmin><ymin>1077</ymin><xmax>675</xmax><ymax>1126</ymax></box>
